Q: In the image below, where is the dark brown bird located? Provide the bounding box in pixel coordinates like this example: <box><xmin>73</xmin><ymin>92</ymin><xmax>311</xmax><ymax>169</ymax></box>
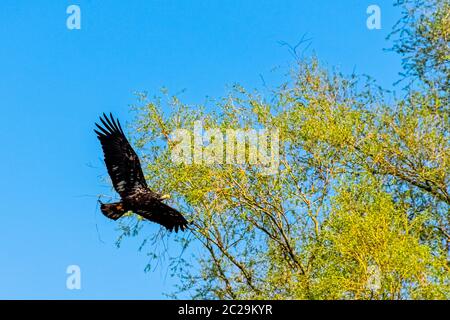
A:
<box><xmin>94</xmin><ymin>113</ymin><xmax>188</xmax><ymax>232</ymax></box>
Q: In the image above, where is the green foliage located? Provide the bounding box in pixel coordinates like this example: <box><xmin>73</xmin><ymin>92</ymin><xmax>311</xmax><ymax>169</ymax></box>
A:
<box><xmin>315</xmin><ymin>177</ymin><xmax>448</xmax><ymax>299</ymax></box>
<box><xmin>115</xmin><ymin>0</ymin><xmax>449</xmax><ymax>299</ymax></box>
<box><xmin>390</xmin><ymin>0</ymin><xmax>449</xmax><ymax>100</ymax></box>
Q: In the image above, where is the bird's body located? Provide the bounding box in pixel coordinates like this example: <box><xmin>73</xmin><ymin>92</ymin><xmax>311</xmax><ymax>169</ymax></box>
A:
<box><xmin>94</xmin><ymin>113</ymin><xmax>188</xmax><ymax>232</ymax></box>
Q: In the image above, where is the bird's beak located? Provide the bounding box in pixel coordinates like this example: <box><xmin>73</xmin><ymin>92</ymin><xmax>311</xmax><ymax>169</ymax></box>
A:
<box><xmin>160</xmin><ymin>194</ymin><xmax>171</xmax><ymax>200</ymax></box>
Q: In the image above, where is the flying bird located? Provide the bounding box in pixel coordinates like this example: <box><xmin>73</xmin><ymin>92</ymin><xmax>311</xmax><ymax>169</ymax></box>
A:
<box><xmin>94</xmin><ymin>113</ymin><xmax>188</xmax><ymax>232</ymax></box>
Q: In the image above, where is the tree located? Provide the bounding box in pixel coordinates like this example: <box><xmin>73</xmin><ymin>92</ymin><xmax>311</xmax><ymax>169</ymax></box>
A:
<box><xmin>115</xmin><ymin>0</ymin><xmax>449</xmax><ymax>299</ymax></box>
<box><xmin>389</xmin><ymin>0</ymin><xmax>449</xmax><ymax>101</ymax></box>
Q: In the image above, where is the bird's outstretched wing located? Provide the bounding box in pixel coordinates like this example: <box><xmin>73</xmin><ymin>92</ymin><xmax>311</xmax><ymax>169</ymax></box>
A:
<box><xmin>136</xmin><ymin>201</ymin><xmax>189</xmax><ymax>233</ymax></box>
<box><xmin>94</xmin><ymin>113</ymin><xmax>147</xmax><ymax>198</ymax></box>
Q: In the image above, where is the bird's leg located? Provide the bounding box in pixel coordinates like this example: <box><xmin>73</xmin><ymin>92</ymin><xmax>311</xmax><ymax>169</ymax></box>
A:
<box><xmin>158</xmin><ymin>194</ymin><xmax>171</xmax><ymax>200</ymax></box>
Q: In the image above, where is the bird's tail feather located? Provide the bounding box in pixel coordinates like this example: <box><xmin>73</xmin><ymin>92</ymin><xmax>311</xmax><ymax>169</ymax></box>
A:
<box><xmin>100</xmin><ymin>202</ymin><xmax>127</xmax><ymax>220</ymax></box>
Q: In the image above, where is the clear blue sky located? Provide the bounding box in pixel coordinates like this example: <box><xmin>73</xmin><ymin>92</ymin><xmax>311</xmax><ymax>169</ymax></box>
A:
<box><xmin>0</xmin><ymin>0</ymin><xmax>402</xmax><ymax>299</ymax></box>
